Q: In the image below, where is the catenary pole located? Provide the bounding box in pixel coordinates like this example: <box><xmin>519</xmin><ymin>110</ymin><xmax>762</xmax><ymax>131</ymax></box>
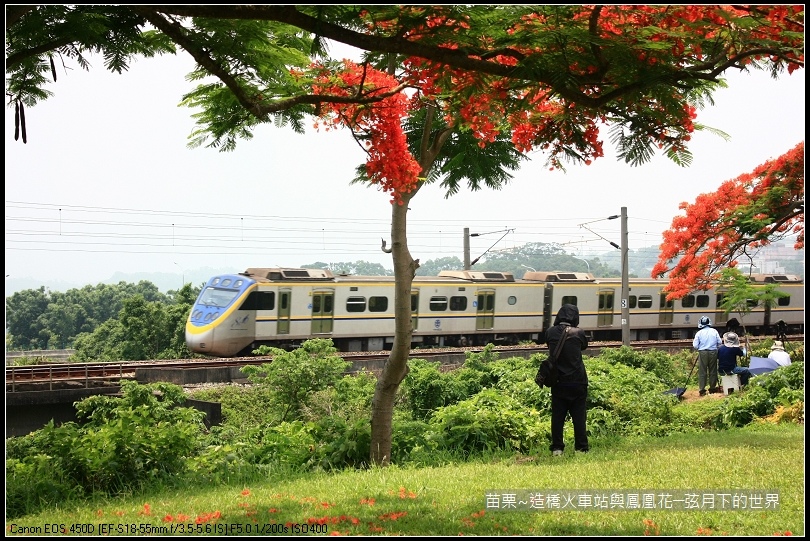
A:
<box><xmin>621</xmin><ymin>207</ymin><xmax>630</xmax><ymax>346</ymax></box>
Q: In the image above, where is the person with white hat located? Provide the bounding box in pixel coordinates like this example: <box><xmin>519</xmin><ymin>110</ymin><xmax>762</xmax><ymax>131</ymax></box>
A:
<box><xmin>718</xmin><ymin>332</ymin><xmax>752</xmax><ymax>385</ymax></box>
<box><xmin>767</xmin><ymin>341</ymin><xmax>792</xmax><ymax>366</ymax></box>
<box><xmin>692</xmin><ymin>316</ymin><xmax>723</xmax><ymax>396</ymax></box>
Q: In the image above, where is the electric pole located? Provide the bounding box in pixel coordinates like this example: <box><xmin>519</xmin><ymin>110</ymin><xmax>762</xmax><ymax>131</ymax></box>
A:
<box><xmin>463</xmin><ymin>227</ymin><xmax>471</xmax><ymax>270</ymax></box>
<box><xmin>621</xmin><ymin>207</ymin><xmax>630</xmax><ymax>346</ymax></box>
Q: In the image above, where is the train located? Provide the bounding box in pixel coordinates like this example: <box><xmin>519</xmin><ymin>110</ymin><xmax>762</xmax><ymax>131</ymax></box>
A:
<box><xmin>185</xmin><ymin>267</ymin><xmax>804</xmax><ymax>357</ymax></box>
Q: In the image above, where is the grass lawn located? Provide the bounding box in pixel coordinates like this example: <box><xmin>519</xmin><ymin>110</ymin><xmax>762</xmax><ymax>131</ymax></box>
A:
<box><xmin>6</xmin><ymin>422</ymin><xmax>803</xmax><ymax>536</ymax></box>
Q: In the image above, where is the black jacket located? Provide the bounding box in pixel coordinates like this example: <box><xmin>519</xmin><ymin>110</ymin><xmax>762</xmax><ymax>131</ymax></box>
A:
<box><xmin>545</xmin><ymin>304</ymin><xmax>589</xmax><ymax>386</ymax></box>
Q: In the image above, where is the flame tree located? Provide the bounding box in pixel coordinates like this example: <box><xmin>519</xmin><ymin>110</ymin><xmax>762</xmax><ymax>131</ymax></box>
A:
<box><xmin>7</xmin><ymin>5</ymin><xmax>805</xmax><ymax>465</ymax></box>
<box><xmin>652</xmin><ymin>141</ymin><xmax>804</xmax><ymax>298</ymax></box>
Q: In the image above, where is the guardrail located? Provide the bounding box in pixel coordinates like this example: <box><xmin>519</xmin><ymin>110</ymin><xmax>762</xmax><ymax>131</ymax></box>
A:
<box><xmin>6</xmin><ymin>362</ymin><xmax>131</xmax><ymax>392</ymax></box>
<box><xmin>6</xmin><ymin>349</ymin><xmax>76</xmax><ymax>363</ymax></box>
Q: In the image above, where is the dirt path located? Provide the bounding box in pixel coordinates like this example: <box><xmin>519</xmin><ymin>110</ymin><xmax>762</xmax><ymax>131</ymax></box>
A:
<box><xmin>679</xmin><ymin>388</ymin><xmax>733</xmax><ymax>404</ymax></box>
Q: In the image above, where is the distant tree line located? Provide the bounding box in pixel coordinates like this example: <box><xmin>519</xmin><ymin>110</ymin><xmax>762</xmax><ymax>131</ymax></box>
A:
<box><xmin>305</xmin><ymin>243</ymin><xmax>630</xmax><ymax>278</ymax></box>
<box><xmin>303</xmin><ymin>242</ymin><xmax>804</xmax><ymax>279</ymax></box>
<box><xmin>5</xmin><ymin>282</ymin><xmax>199</xmax><ymax>360</ymax></box>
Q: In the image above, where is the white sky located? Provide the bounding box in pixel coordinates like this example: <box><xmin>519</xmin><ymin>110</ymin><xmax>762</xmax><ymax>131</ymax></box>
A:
<box><xmin>5</xmin><ymin>50</ymin><xmax>805</xmax><ymax>290</ymax></box>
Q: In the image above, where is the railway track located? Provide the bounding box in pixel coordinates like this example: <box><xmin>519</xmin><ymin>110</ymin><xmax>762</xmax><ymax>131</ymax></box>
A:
<box><xmin>6</xmin><ymin>337</ymin><xmax>801</xmax><ymax>392</ymax></box>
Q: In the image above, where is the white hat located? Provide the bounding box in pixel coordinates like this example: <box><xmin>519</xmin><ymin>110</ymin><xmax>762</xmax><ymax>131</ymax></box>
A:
<box><xmin>723</xmin><ymin>333</ymin><xmax>740</xmax><ymax>347</ymax></box>
<box><xmin>771</xmin><ymin>341</ymin><xmax>785</xmax><ymax>351</ymax></box>
<box><xmin>698</xmin><ymin>316</ymin><xmax>711</xmax><ymax>329</ymax></box>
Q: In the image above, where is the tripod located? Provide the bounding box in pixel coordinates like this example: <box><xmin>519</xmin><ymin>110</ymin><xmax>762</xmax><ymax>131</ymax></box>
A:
<box><xmin>775</xmin><ymin>320</ymin><xmax>793</xmax><ymax>353</ymax></box>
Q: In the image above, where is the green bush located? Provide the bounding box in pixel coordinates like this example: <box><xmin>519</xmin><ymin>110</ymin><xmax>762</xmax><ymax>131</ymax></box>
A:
<box><xmin>390</xmin><ymin>415</ymin><xmax>442</xmax><ymax>465</ymax></box>
<box><xmin>6</xmin><ymin>437</ymin><xmax>83</xmax><ymax>518</ymax></box>
<box><xmin>429</xmin><ymin>388</ymin><xmax>548</xmax><ymax>454</ymax></box>
<box><xmin>243</xmin><ymin>338</ymin><xmax>351</xmax><ymax>422</ymax></box>
<box><xmin>401</xmin><ymin>358</ymin><xmax>464</xmax><ymax>419</ymax></box>
<box><xmin>717</xmin><ymin>363</ymin><xmax>805</xmax><ymax>428</ymax></box>
<box><xmin>5</xmin><ymin>381</ymin><xmax>206</xmax><ymax>518</ymax></box>
<box><xmin>188</xmin><ymin>383</ymin><xmax>276</xmax><ymax>430</ymax></box>
<box><xmin>308</xmin><ymin>416</ymin><xmax>372</xmax><ymax>470</ymax></box>
<box><xmin>585</xmin><ymin>357</ymin><xmax>669</xmax><ymax>410</ymax></box>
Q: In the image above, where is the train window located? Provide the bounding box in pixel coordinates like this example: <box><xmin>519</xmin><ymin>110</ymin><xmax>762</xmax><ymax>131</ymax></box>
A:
<box><xmin>450</xmin><ymin>296</ymin><xmax>468</xmax><ymax>311</ymax></box>
<box><xmin>660</xmin><ymin>295</ymin><xmax>674</xmax><ymax>309</ymax></box>
<box><xmin>507</xmin><ymin>296</ymin><xmax>517</xmax><ymax>305</ymax></box>
<box><xmin>212</xmin><ymin>278</ymin><xmax>220</xmax><ymax>285</ymax></box>
<box><xmin>628</xmin><ymin>295</ymin><xmax>637</xmax><ymax>309</ymax></box>
<box><xmin>241</xmin><ymin>291</ymin><xmax>274</xmax><ymax>310</ymax></box>
<box><xmin>777</xmin><ymin>295</ymin><xmax>791</xmax><ymax>306</ymax></box>
<box><xmin>200</xmin><ymin>287</ymin><xmax>240</xmax><ymax>308</ymax></box>
<box><xmin>369</xmin><ymin>296</ymin><xmax>388</xmax><ymax>312</ymax></box>
<box><xmin>696</xmin><ymin>295</ymin><xmax>710</xmax><ymax>308</ymax></box>
<box><xmin>240</xmin><ymin>292</ymin><xmax>257</xmax><ymax>310</ymax></box>
<box><xmin>561</xmin><ymin>295</ymin><xmax>577</xmax><ymax>306</ymax></box>
<box><xmin>681</xmin><ymin>295</ymin><xmax>695</xmax><ymax>308</ymax></box>
<box><xmin>746</xmin><ymin>298</ymin><xmax>758</xmax><ymax>308</ymax></box>
<box><xmin>258</xmin><ymin>292</ymin><xmax>274</xmax><ymax>310</ymax></box>
<box><xmin>430</xmin><ymin>296</ymin><xmax>448</xmax><ymax>311</ymax></box>
<box><xmin>221</xmin><ymin>279</ymin><xmax>232</xmax><ymax>287</ymax></box>
<box><xmin>234</xmin><ymin>280</ymin><xmax>243</xmax><ymax>287</ymax></box>
<box><xmin>638</xmin><ymin>295</ymin><xmax>653</xmax><ymax>308</ymax></box>
<box><xmin>347</xmin><ymin>296</ymin><xmax>367</xmax><ymax>313</ymax></box>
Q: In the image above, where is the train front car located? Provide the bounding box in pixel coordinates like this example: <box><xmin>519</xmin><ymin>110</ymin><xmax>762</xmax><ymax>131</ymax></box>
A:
<box><xmin>186</xmin><ymin>274</ymin><xmax>257</xmax><ymax>357</ymax></box>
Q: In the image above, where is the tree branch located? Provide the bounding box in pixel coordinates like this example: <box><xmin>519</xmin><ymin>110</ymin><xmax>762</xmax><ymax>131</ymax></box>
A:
<box><xmin>132</xmin><ymin>6</ymin><xmax>409</xmax><ymax>121</ymax></box>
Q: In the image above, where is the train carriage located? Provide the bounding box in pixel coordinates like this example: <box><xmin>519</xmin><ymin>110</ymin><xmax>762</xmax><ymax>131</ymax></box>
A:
<box><xmin>535</xmin><ymin>272</ymin><xmax>804</xmax><ymax>342</ymax></box>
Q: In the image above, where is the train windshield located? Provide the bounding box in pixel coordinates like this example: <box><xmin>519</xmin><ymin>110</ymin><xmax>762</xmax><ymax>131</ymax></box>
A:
<box><xmin>198</xmin><ymin>287</ymin><xmax>241</xmax><ymax>308</ymax></box>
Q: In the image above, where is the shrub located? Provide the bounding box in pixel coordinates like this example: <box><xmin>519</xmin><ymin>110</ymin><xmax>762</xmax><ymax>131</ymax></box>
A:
<box><xmin>717</xmin><ymin>364</ymin><xmax>805</xmax><ymax>428</ymax></box>
<box><xmin>585</xmin><ymin>357</ymin><xmax>668</xmax><ymax>411</ymax></box>
<box><xmin>596</xmin><ymin>346</ymin><xmax>686</xmax><ymax>388</ymax></box>
<box><xmin>242</xmin><ymin>339</ymin><xmax>350</xmax><ymax>422</ymax></box>
<box><xmin>390</xmin><ymin>415</ymin><xmax>442</xmax><ymax>465</ymax></box>
<box><xmin>429</xmin><ymin>388</ymin><xmax>548</xmax><ymax>455</ymax></box>
<box><xmin>187</xmin><ymin>383</ymin><xmax>276</xmax><ymax>430</ymax></box>
<box><xmin>300</xmin><ymin>369</ymin><xmax>377</xmax><ymax>425</ymax></box>
<box><xmin>5</xmin><ymin>381</ymin><xmax>206</xmax><ymax>518</ymax></box>
<box><xmin>401</xmin><ymin>358</ymin><xmax>467</xmax><ymax>419</ymax></box>
<box><xmin>308</xmin><ymin>416</ymin><xmax>371</xmax><ymax>470</ymax></box>
<box><xmin>6</xmin><ymin>430</ymin><xmax>84</xmax><ymax>518</ymax></box>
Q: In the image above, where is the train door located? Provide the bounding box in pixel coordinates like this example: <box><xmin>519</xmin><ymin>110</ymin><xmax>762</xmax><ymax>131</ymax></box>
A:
<box><xmin>659</xmin><ymin>292</ymin><xmax>674</xmax><ymax>325</ymax></box>
<box><xmin>714</xmin><ymin>292</ymin><xmax>729</xmax><ymax>327</ymax></box>
<box><xmin>311</xmin><ymin>290</ymin><xmax>334</xmax><ymax>334</ymax></box>
<box><xmin>476</xmin><ymin>290</ymin><xmax>495</xmax><ymax>330</ymax></box>
<box><xmin>597</xmin><ymin>288</ymin><xmax>614</xmax><ymax>326</ymax></box>
<box><xmin>411</xmin><ymin>289</ymin><xmax>419</xmax><ymax>330</ymax></box>
<box><xmin>277</xmin><ymin>289</ymin><xmax>291</xmax><ymax>334</ymax></box>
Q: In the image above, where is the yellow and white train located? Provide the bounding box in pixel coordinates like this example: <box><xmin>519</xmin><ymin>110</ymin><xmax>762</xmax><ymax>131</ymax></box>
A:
<box><xmin>186</xmin><ymin>268</ymin><xmax>804</xmax><ymax>357</ymax></box>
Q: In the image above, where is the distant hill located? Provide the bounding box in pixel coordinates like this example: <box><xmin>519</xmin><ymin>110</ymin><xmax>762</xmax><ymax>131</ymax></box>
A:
<box><xmin>5</xmin><ymin>267</ymin><xmax>232</xmax><ymax>296</ymax></box>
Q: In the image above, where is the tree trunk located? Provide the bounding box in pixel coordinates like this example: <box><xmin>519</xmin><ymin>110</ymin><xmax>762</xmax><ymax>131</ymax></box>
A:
<box><xmin>369</xmin><ymin>190</ymin><xmax>418</xmax><ymax>465</ymax></box>
<box><xmin>368</xmin><ymin>104</ymin><xmax>450</xmax><ymax>466</ymax></box>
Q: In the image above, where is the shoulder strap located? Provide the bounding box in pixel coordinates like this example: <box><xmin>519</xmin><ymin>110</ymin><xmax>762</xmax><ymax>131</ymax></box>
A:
<box><xmin>551</xmin><ymin>326</ymin><xmax>570</xmax><ymax>360</ymax></box>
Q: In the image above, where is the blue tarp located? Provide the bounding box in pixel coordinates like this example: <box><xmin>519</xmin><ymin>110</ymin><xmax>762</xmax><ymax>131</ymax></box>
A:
<box><xmin>749</xmin><ymin>356</ymin><xmax>781</xmax><ymax>376</ymax></box>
